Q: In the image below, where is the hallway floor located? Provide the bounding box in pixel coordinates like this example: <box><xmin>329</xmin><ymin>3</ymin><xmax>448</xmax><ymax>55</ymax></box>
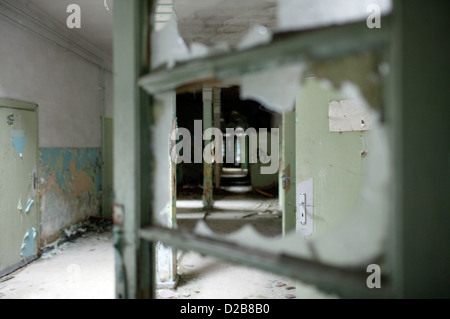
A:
<box><xmin>0</xmin><ymin>231</ymin><xmax>115</xmax><ymax>299</ymax></box>
<box><xmin>0</xmin><ymin>187</ymin><xmax>335</xmax><ymax>299</ymax></box>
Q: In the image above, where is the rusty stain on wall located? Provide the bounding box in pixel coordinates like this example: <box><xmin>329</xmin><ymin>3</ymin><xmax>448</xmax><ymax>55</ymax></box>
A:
<box><xmin>69</xmin><ymin>161</ymin><xmax>95</xmax><ymax>197</ymax></box>
<box><xmin>40</xmin><ymin>172</ymin><xmax>64</xmax><ymax>196</ymax></box>
<box><xmin>39</xmin><ymin>148</ymin><xmax>102</xmax><ymax>245</ymax></box>
<box><xmin>283</xmin><ymin>164</ymin><xmax>291</xmax><ymax>193</ymax></box>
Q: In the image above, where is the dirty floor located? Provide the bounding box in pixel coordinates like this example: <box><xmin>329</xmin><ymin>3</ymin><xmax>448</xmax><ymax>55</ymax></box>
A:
<box><xmin>0</xmin><ymin>187</ymin><xmax>334</xmax><ymax>299</ymax></box>
<box><xmin>0</xmin><ymin>231</ymin><xmax>114</xmax><ymax>299</ymax></box>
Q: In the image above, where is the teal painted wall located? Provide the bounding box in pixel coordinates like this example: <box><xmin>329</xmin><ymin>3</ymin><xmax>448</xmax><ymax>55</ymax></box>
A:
<box><xmin>296</xmin><ymin>79</ymin><xmax>368</xmax><ymax>238</ymax></box>
<box><xmin>0</xmin><ymin>5</ymin><xmax>113</xmax><ymax>248</ymax></box>
<box><xmin>39</xmin><ymin>148</ymin><xmax>102</xmax><ymax>245</ymax></box>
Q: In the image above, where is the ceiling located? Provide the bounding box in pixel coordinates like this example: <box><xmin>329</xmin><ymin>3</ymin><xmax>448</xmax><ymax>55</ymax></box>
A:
<box><xmin>174</xmin><ymin>0</ymin><xmax>277</xmax><ymax>47</ymax></box>
<box><xmin>31</xmin><ymin>0</ymin><xmax>114</xmax><ymax>56</ymax></box>
<box><xmin>29</xmin><ymin>0</ymin><xmax>392</xmax><ymax>59</ymax></box>
<box><xmin>30</xmin><ymin>0</ymin><xmax>277</xmax><ymax>57</ymax></box>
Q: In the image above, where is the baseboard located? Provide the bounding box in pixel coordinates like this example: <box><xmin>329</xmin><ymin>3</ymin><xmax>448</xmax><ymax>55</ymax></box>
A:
<box><xmin>0</xmin><ymin>255</ymin><xmax>39</xmax><ymax>279</ymax></box>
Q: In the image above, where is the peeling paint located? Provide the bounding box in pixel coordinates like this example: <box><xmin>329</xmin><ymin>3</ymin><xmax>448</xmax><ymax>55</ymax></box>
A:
<box><xmin>69</xmin><ymin>161</ymin><xmax>94</xmax><ymax>197</ymax></box>
<box><xmin>20</xmin><ymin>227</ymin><xmax>37</xmax><ymax>258</ymax></box>
<box><xmin>174</xmin><ymin>0</ymin><xmax>277</xmax><ymax>48</ymax></box>
<box><xmin>24</xmin><ymin>199</ymin><xmax>34</xmax><ymax>214</ymax></box>
<box><xmin>17</xmin><ymin>197</ymin><xmax>23</xmax><ymax>211</ymax></box>
<box><xmin>240</xmin><ymin>63</ymin><xmax>306</xmax><ymax>113</ymax></box>
<box><xmin>40</xmin><ymin>148</ymin><xmax>101</xmax><ymax>197</ymax></box>
<box><xmin>309</xmin><ymin>52</ymin><xmax>384</xmax><ymax>111</ymax></box>
<box><xmin>192</xmin><ymin>124</ymin><xmax>390</xmax><ymax>268</ymax></box>
<box><xmin>39</xmin><ymin>148</ymin><xmax>102</xmax><ymax>244</ymax></box>
<box><xmin>151</xmin><ymin>17</ymin><xmax>189</xmax><ymax>69</ymax></box>
<box><xmin>11</xmin><ymin>129</ymin><xmax>26</xmax><ymax>158</ymax></box>
<box><xmin>237</xmin><ymin>25</ymin><xmax>272</xmax><ymax>50</ymax></box>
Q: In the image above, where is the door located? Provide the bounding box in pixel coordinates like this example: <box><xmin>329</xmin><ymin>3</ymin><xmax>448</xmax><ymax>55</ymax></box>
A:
<box><xmin>0</xmin><ymin>98</ymin><xmax>39</xmax><ymax>276</ymax></box>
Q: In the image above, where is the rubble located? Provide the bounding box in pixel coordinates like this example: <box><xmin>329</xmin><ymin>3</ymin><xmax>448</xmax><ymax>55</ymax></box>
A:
<box><xmin>40</xmin><ymin>218</ymin><xmax>112</xmax><ymax>260</ymax></box>
<box><xmin>159</xmin><ymin>289</ymin><xmax>177</xmax><ymax>298</ymax></box>
<box><xmin>59</xmin><ymin>218</ymin><xmax>112</xmax><ymax>240</ymax></box>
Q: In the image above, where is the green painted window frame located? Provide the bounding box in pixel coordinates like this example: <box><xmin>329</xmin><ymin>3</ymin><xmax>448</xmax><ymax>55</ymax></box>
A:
<box><xmin>116</xmin><ymin>0</ymin><xmax>450</xmax><ymax>299</ymax></box>
<box><xmin>137</xmin><ymin>16</ymin><xmax>393</xmax><ymax>299</ymax></box>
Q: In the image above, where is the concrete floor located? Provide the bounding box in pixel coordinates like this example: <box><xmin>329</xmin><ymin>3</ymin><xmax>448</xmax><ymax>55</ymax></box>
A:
<box><xmin>0</xmin><ymin>231</ymin><xmax>115</xmax><ymax>299</ymax></box>
<box><xmin>0</xmin><ymin>187</ymin><xmax>334</xmax><ymax>299</ymax></box>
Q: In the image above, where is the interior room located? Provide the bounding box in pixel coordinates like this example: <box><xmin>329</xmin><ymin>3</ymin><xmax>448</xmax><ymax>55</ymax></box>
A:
<box><xmin>0</xmin><ymin>0</ymin><xmax>448</xmax><ymax>300</ymax></box>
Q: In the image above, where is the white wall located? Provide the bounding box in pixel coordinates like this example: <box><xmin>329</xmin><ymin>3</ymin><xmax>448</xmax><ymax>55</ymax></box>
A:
<box><xmin>0</xmin><ymin>4</ymin><xmax>113</xmax><ymax>148</ymax></box>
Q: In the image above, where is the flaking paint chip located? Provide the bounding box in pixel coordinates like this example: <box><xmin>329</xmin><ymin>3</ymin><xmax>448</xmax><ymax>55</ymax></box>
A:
<box><xmin>286</xmin><ymin>286</ymin><xmax>296</xmax><ymax>290</ymax></box>
<box><xmin>159</xmin><ymin>289</ymin><xmax>177</xmax><ymax>298</ymax></box>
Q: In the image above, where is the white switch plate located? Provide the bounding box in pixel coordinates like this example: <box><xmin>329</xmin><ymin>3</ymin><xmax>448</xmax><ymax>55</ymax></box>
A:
<box><xmin>296</xmin><ymin>178</ymin><xmax>313</xmax><ymax>236</ymax></box>
<box><xmin>298</xmin><ymin>193</ymin><xmax>306</xmax><ymax>225</ymax></box>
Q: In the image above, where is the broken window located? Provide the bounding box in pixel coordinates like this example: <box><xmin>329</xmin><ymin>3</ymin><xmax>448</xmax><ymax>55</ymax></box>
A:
<box><xmin>115</xmin><ymin>0</ymin><xmax>396</xmax><ymax>298</ymax></box>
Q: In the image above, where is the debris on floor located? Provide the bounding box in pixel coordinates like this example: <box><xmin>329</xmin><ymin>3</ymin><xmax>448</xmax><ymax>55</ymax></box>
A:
<box><xmin>59</xmin><ymin>218</ymin><xmax>112</xmax><ymax>240</ymax></box>
<box><xmin>0</xmin><ymin>190</ymin><xmax>333</xmax><ymax>299</ymax></box>
<box><xmin>159</xmin><ymin>289</ymin><xmax>178</xmax><ymax>298</ymax></box>
<box><xmin>253</xmin><ymin>185</ymin><xmax>278</xmax><ymax>198</ymax></box>
<box><xmin>41</xmin><ymin>217</ymin><xmax>112</xmax><ymax>260</ymax></box>
<box><xmin>0</xmin><ymin>230</ymin><xmax>115</xmax><ymax>299</ymax></box>
<box><xmin>286</xmin><ymin>286</ymin><xmax>295</xmax><ymax>290</ymax></box>
<box><xmin>41</xmin><ymin>241</ymin><xmax>74</xmax><ymax>259</ymax></box>
<box><xmin>60</xmin><ymin>224</ymin><xmax>87</xmax><ymax>239</ymax></box>
<box><xmin>254</xmin><ymin>187</ymin><xmax>275</xmax><ymax>198</ymax></box>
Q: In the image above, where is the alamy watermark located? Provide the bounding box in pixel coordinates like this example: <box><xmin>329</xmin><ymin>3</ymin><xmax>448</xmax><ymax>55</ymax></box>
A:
<box><xmin>66</xmin><ymin>4</ymin><xmax>81</xmax><ymax>29</ymax></box>
<box><xmin>367</xmin><ymin>4</ymin><xmax>382</xmax><ymax>29</ymax></box>
<box><xmin>66</xmin><ymin>1</ymin><xmax>110</xmax><ymax>29</ymax></box>
<box><xmin>366</xmin><ymin>264</ymin><xmax>381</xmax><ymax>289</ymax></box>
<box><xmin>170</xmin><ymin>120</ymin><xmax>279</xmax><ymax>175</ymax></box>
